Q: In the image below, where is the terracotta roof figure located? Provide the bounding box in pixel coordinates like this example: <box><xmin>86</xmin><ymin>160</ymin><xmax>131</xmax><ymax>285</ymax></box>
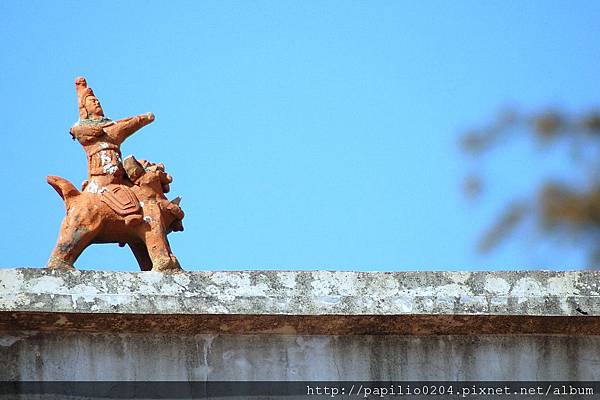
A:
<box><xmin>46</xmin><ymin>77</ymin><xmax>184</xmax><ymax>272</ymax></box>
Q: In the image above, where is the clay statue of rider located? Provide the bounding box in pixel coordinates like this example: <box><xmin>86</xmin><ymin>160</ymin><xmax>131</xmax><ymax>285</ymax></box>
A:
<box><xmin>70</xmin><ymin>76</ymin><xmax>155</xmax><ymax>192</ymax></box>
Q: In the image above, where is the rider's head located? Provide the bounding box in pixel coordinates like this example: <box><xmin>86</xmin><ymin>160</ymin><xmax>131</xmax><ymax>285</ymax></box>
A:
<box><xmin>83</xmin><ymin>95</ymin><xmax>104</xmax><ymax>120</ymax></box>
<box><xmin>75</xmin><ymin>76</ymin><xmax>105</xmax><ymax>120</ymax></box>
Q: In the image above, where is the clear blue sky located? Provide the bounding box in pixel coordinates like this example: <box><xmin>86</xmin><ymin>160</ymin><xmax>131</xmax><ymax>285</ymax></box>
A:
<box><xmin>1</xmin><ymin>1</ymin><xmax>599</xmax><ymax>271</ymax></box>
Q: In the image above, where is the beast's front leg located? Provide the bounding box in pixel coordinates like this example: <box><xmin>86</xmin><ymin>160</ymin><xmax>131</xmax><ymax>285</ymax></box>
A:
<box><xmin>138</xmin><ymin>205</ymin><xmax>181</xmax><ymax>273</ymax></box>
<box><xmin>144</xmin><ymin>231</ymin><xmax>181</xmax><ymax>273</ymax></box>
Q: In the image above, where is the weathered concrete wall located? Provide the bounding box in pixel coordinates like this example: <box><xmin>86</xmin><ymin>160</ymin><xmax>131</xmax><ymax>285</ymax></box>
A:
<box><xmin>2</xmin><ymin>268</ymin><xmax>600</xmax><ymax>381</ymax></box>
<box><xmin>2</xmin><ymin>332</ymin><xmax>600</xmax><ymax>381</ymax></box>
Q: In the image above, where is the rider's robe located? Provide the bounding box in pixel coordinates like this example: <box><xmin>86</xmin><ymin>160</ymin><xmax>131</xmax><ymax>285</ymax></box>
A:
<box><xmin>70</xmin><ymin>114</ymin><xmax>154</xmax><ymax>192</ymax></box>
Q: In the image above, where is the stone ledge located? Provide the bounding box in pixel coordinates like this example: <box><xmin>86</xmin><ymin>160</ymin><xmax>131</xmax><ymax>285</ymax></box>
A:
<box><xmin>1</xmin><ymin>268</ymin><xmax>600</xmax><ymax>334</ymax></box>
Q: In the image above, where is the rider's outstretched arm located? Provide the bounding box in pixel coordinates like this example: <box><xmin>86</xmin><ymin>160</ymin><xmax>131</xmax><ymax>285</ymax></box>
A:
<box><xmin>105</xmin><ymin>112</ymin><xmax>155</xmax><ymax>144</ymax></box>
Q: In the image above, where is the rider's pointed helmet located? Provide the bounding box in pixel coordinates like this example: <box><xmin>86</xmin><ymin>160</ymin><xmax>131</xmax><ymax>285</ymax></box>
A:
<box><xmin>75</xmin><ymin>76</ymin><xmax>97</xmax><ymax>120</ymax></box>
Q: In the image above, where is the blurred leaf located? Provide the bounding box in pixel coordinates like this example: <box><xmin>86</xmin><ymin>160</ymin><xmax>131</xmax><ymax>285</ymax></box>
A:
<box><xmin>532</xmin><ymin>111</ymin><xmax>563</xmax><ymax>142</ymax></box>
<box><xmin>477</xmin><ymin>202</ymin><xmax>527</xmax><ymax>253</ymax></box>
<box><xmin>463</xmin><ymin>175</ymin><xmax>483</xmax><ymax>198</ymax></box>
<box><xmin>582</xmin><ymin>112</ymin><xmax>600</xmax><ymax>133</ymax></box>
<box><xmin>460</xmin><ymin>131</ymin><xmax>486</xmax><ymax>154</ymax></box>
<box><xmin>539</xmin><ymin>183</ymin><xmax>583</xmax><ymax>229</ymax></box>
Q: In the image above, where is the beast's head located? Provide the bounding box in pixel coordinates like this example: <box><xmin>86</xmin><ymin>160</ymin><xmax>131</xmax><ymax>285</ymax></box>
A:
<box><xmin>124</xmin><ymin>155</ymin><xmax>184</xmax><ymax>232</ymax></box>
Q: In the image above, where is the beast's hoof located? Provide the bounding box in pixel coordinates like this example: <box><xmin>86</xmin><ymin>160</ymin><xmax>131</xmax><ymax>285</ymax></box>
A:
<box><xmin>151</xmin><ymin>256</ymin><xmax>183</xmax><ymax>273</ymax></box>
<box><xmin>46</xmin><ymin>257</ymin><xmax>76</xmax><ymax>270</ymax></box>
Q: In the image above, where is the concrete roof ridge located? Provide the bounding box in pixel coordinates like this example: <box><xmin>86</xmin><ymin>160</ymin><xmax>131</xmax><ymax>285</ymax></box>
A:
<box><xmin>1</xmin><ymin>268</ymin><xmax>599</xmax><ymax>335</ymax></box>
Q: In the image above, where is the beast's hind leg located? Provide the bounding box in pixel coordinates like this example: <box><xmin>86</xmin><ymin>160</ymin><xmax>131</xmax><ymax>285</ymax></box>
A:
<box><xmin>46</xmin><ymin>213</ymin><xmax>101</xmax><ymax>270</ymax></box>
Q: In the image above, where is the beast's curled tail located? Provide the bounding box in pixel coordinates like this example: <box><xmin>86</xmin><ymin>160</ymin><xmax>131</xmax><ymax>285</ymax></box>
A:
<box><xmin>47</xmin><ymin>175</ymin><xmax>80</xmax><ymax>208</ymax></box>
